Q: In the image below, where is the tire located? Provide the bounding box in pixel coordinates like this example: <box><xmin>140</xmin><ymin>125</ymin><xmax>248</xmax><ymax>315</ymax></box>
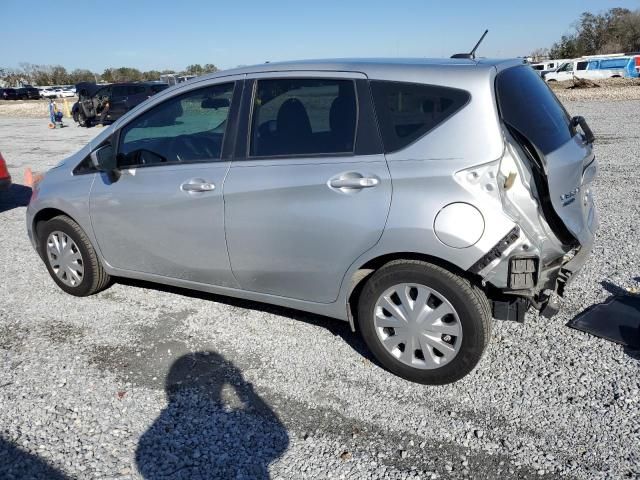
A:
<box><xmin>38</xmin><ymin>215</ymin><xmax>111</xmax><ymax>296</ymax></box>
<box><xmin>358</xmin><ymin>260</ymin><xmax>492</xmax><ymax>385</ymax></box>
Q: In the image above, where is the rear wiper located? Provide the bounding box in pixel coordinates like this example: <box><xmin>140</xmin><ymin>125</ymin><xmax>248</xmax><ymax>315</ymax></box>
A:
<box><xmin>571</xmin><ymin>116</ymin><xmax>595</xmax><ymax>144</ymax></box>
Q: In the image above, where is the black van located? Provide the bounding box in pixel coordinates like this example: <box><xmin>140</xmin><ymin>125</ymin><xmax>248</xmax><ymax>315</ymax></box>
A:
<box><xmin>72</xmin><ymin>82</ymin><xmax>169</xmax><ymax>127</ymax></box>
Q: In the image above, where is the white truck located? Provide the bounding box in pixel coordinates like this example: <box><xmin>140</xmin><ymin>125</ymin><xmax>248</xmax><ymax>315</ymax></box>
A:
<box><xmin>530</xmin><ymin>59</ymin><xmax>569</xmax><ymax>76</ymax></box>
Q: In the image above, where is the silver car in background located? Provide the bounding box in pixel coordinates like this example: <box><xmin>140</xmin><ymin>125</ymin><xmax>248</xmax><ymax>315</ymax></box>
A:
<box><xmin>26</xmin><ymin>58</ymin><xmax>598</xmax><ymax>384</ymax></box>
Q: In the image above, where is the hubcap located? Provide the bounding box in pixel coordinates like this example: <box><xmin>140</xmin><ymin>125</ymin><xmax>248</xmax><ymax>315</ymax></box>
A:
<box><xmin>373</xmin><ymin>283</ymin><xmax>463</xmax><ymax>369</ymax></box>
<box><xmin>46</xmin><ymin>231</ymin><xmax>84</xmax><ymax>287</ymax></box>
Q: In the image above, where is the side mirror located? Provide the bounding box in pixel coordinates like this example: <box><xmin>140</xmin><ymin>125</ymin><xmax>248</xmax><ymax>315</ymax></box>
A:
<box><xmin>90</xmin><ymin>144</ymin><xmax>117</xmax><ymax>172</ymax></box>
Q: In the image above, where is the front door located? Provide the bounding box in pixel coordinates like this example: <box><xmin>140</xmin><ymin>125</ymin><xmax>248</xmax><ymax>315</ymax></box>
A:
<box><xmin>555</xmin><ymin>62</ymin><xmax>574</xmax><ymax>81</ymax></box>
<box><xmin>90</xmin><ymin>80</ymin><xmax>240</xmax><ymax>287</ymax></box>
<box><xmin>224</xmin><ymin>75</ymin><xmax>391</xmax><ymax>303</ymax></box>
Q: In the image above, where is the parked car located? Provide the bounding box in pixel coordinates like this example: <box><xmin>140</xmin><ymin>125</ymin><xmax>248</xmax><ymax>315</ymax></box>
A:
<box><xmin>0</xmin><ymin>88</ymin><xmax>19</xmax><ymax>100</ymax></box>
<box><xmin>544</xmin><ymin>58</ymin><xmax>626</xmax><ymax>81</ymax></box>
<box><xmin>0</xmin><ymin>151</ymin><xmax>11</xmax><ymax>190</ymax></box>
<box><xmin>529</xmin><ymin>59</ymin><xmax>569</xmax><ymax>77</ymax></box>
<box><xmin>584</xmin><ymin>56</ymin><xmax>640</xmax><ymax>78</ymax></box>
<box><xmin>72</xmin><ymin>81</ymin><xmax>168</xmax><ymax>127</ymax></box>
<box><xmin>26</xmin><ymin>59</ymin><xmax>598</xmax><ymax>384</ymax></box>
<box><xmin>51</xmin><ymin>88</ymin><xmax>75</xmax><ymax>98</ymax></box>
<box><xmin>17</xmin><ymin>86</ymin><xmax>41</xmax><ymax>99</ymax></box>
<box><xmin>39</xmin><ymin>88</ymin><xmax>57</xmax><ymax>99</ymax></box>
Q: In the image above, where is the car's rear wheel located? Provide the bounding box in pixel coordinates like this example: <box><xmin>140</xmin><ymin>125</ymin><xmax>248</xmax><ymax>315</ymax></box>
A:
<box><xmin>38</xmin><ymin>215</ymin><xmax>110</xmax><ymax>296</ymax></box>
<box><xmin>358</xmin><ymin>260</ymin><xmax>492</xmax><ymax>385</ymax></box>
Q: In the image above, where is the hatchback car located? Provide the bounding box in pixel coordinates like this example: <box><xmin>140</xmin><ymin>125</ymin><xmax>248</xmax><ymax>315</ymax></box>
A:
<box><xmin>26</xmin><ymin>58</ymin><xmax>598</xmax><ymax>384</ymax></box>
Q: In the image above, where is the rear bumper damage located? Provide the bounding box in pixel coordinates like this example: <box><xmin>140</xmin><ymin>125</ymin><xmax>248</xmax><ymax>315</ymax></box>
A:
<box><xmin>474</xmin><ymin>221</ymin><xmax>597</xmax><ymax>322</ymax></box>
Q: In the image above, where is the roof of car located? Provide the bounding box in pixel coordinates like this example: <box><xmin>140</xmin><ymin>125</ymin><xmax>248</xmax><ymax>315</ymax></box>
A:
<box><xmin>197</xmin><ymin>57</ymin><xmax>525</xmax><ymax>80</ymax></box>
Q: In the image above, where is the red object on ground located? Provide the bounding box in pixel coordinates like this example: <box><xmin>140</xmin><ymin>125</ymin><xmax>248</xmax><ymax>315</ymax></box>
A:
<box><xmin>0</xmin><ymin>152</ymin><xmax>11</xmax><ymax>188</ymax></box>
<box><xmin>24</xmin><ymin>167</ymin><xmax>43</xmax><ymax>187</ymax></box>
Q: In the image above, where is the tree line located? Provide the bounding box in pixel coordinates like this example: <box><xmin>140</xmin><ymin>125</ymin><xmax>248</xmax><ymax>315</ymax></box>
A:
<box><xmin>533</xmin><ymin>8</ymin><xmax>640</xmax><ymax>60</ymax></box>
<box><xmin>0</xmin><ymin>63</ymin><xmax>219</xmax><ymax>87</ymax></box>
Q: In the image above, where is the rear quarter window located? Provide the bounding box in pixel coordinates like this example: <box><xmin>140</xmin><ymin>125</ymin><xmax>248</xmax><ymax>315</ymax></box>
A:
<box><xmin>496</xmin><ymin>65</ymin><xmax>574</xmax><ymax>155</ymax></box>
<box><xmin>370</xmin><ymin>81</ymin><xmax>470</xmax><ymax>153</ymax></box>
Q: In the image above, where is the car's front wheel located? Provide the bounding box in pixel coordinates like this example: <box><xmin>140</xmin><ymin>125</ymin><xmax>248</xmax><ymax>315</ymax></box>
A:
<box><xmin>358</xmin><ymin>260</ymin><xmax>492</xmax><ymax>385</ymax></box>
<box><xmin>38</xmin><ymin>215</ymin><xmax>110</xmax><ymax>296</ymax></box>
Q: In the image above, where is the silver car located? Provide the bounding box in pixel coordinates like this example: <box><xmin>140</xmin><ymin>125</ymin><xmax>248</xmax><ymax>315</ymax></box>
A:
<box><xmin>26</xmin><ymin>59</ymin><xmax>598</xmax><ymax>384</ymax></box>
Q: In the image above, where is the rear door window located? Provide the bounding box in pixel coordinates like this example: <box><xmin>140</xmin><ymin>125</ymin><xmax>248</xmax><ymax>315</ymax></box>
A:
<box><xmin>111</xmin><ymin>86</ymin><xmax>128</xmax><ymax>98</ymax></box>
<box><xmin>370</xmin><ymin>80</ymin><xmax>470</xmax><ymax>152</ymax></box>
<box><xmin>250</xmin><ymin>78</ymin><xmax>357</xmax><ymax>157</ymax></box>
<box><xmin>127</xmin><ymin>85</ymin><xmax>146</xmax><ymax>95</ymax></box>
<box><xmin>496</xmin><ymin>65</ymin><xmax>574</xmax><ymax>155</ymax></box>
<box><xmin>150</xmin><ymin>84</ymin><xmax>168</xmax><ymax>94</ymax></box>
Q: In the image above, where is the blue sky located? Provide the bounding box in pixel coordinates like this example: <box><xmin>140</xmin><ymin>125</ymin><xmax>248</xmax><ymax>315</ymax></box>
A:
<box><xmin>1</xmin><ymin>0</ymin><xmax>638</xmax><ymax>72</ymax></box>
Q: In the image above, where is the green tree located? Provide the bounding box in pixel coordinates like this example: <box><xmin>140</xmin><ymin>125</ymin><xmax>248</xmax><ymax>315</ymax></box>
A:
<box><xmin>49</xmin><ymin>65</ymin><xmax>69</xmax><ymax>85</ymax></box>
<box><xmin>142</xmin><ymin>70</ymin><xmax>161</xmax><ymax>81</ymax></box>
<box><xmin>202</xmin><ymin>63</ymin><xmax>218</xmax><ymax>74</ymax></box>
<box><xmin>69</xmin><ymin>69</ymin><xmax>97</xmax><ymax>83</ymax></box>
<box><xmin>184</xmin><ymin>64</ymin><xmax>204</xmax><ymax>75</ymax></box>
<box><xmin>547</xmin><ymin>8</ymin><xmax>640</xmax><ymax>58</ymax></box>
<box><xmin>102</xmin><ymin>67</ymin><xmax>143</xmax><ymax>82</ymax></box>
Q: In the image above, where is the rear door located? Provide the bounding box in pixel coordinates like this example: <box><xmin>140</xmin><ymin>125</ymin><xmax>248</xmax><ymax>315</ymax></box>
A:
<box><xmin>90</xmin><ymin>79</ymin><xmax>241</xmax><ymax>286</ymax></box>
<box><xmin>124</xmin><ymin>84</ymin><xmax>150</xmax><ymax>110</ymax></box>
<box><xmin>223</xmin><ymin>73</ymin><xmax>391</xmax><ymax>303</ymax></box>
<box><xmin>108</xmin><ymin>85</ymin><xmax>129</xmax><ymax>119</ymax></box>
<box><xmin>496</xmin><ymin>65</ymin><xmax>597</xmax><ymax>247</ymax></box>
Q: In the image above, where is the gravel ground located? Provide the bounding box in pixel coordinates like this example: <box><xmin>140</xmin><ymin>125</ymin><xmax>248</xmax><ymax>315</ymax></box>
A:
<box><xmin>0</xmin><ymin>98</ymin><xmax>77</xmax><ymax>119</ymax></box>
<box><xmin>551</xmin><ymin>78</ymin><xmax>640</xmax><ymax>102</ymax></box>
<box><xmin>0</xmin><ymin>100</ymin><xmax>639</xmax><ymax>480</ymax></box>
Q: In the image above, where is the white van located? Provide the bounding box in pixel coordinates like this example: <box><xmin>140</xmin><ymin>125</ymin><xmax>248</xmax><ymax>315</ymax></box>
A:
<box><xmin>530</xmin><ymin>60</ymin><xmax>566</xmax><ymax>75</ymax></box>
<box><xmin>544</xmin><ymin>59</ymin><xmax>625</xmax><ymax>82</ymax></box>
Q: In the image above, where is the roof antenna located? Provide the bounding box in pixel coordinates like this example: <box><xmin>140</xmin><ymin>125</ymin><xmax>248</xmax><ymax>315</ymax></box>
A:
<box><xmin>451</xmin><ymin>30</ymin><xmax>489</xmax><ymax>59</ymax></box>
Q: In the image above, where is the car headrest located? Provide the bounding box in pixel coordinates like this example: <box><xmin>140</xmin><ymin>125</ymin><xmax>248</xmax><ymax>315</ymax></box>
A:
<box><xmin>276</xmin><ymin>98</ymin><xmax>311</xmax><ymax>138</ymax></box>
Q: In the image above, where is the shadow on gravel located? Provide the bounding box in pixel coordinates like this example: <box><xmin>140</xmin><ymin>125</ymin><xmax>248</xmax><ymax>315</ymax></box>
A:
<box><xmin>116</xmin><ymin>277</ymin><xmax>376</xmax><ymax>364</ymax></box>
<box><xmin>136</xmin><ymin>351</ymin><xmax>289</xmax><ymax>479</ymax></box>
<box><xmin>0</xmin><ymin>436</ymin><xmax>68</xmax><ymax>479</ymax></box>
<box><xmin>0</xmin><ymin>184</ymin><xmax>32</xmax><ymax>213</ymax></box>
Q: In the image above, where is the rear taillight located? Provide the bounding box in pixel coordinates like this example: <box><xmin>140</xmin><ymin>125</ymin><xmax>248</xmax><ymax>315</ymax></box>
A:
<box><xmin>0</xmin><ymin>152</ymin><xmax>10</xmax><ymax>180</ymax></box>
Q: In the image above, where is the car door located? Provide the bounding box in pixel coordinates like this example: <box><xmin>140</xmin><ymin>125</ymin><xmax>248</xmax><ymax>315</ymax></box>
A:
<box><xmin>107</xmin><ymin>85</ymin><xmax>129</xmax><ymax>119</ymax></box>
<box><xmin>90</xmin><ymin>79</ymin><xmax>241</xmax><ymax>287</ymax></box>
<box><xmin>555</xmin><ymin>62</ymin><xmax>574</xmax><ymax>81</ymax></box>
<box><xmin>224</xmin><ymin>74</ymin><xmax>391</xmax><ymax>303</ymax></box>
<box><xmin>574</xmin><ymin>61</ymin><xmax>589</xmax><ymax>79</ymax></box>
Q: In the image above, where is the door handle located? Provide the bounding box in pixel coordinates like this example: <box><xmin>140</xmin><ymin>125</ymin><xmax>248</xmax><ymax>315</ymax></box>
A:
<box><xmin>181</xmin><ymin>179</ymin><xmax>215</xmax><ymax>193</ymax></box>
<box><xmin>329</xmin><ymin>176</ymin><xmax>379</xmax><ymax>190</ymax></box>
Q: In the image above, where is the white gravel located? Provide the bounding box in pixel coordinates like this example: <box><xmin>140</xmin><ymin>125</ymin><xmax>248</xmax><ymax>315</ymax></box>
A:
<box><xmin>0</xmin><ymin>101</ymin><xmax>639</xmax><ymax>479</ymax></box>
